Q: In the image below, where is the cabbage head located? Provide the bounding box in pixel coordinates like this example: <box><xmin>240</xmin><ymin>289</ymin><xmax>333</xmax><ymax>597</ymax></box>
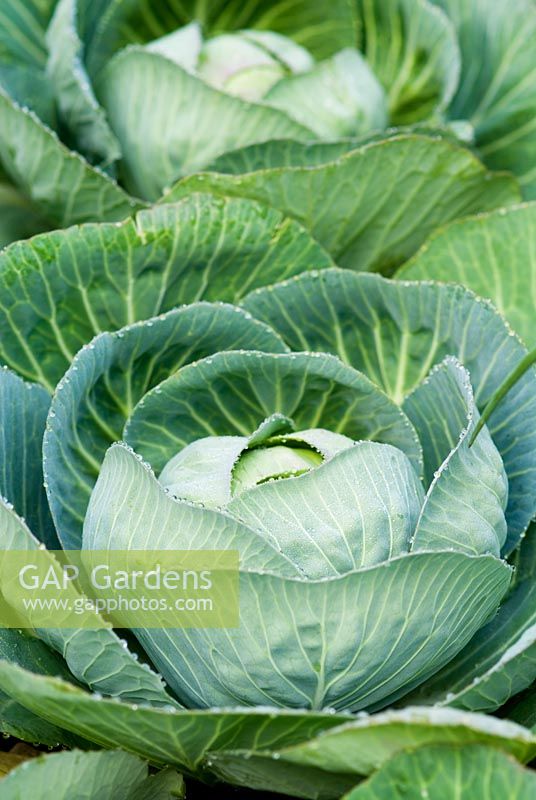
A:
<box><xmin>0</xmin><ymin>194</ymin><xmax>536</xmax><ymax>797</ymax></box>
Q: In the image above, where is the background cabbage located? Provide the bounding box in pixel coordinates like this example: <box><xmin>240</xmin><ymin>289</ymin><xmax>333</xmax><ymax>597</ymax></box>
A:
<box><xmin>1</xmin><ymin>0</ymin><xmax>536</xmax><ymax>246</ymax></box>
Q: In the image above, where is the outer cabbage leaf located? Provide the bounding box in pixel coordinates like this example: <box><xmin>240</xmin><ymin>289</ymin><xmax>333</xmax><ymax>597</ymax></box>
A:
<box><xmin>0</xmin><ymin>0</ymin><xmax>56</xmax><ymax>121</ymax></box>
<box><xmin>163</xmin><ymin>135</ymin><xmax>520</xmax><ymax>273</ymax></box>
<box><xmin>0</xmin><ymin>661</ymin><xmax>353</xmax><ymax>775</ymax></box>
<box><xmin>208</xmin><ymin>710</ymin><xmax>536</xmax><ymax>797</ymax></box>
<box><xmin>0</xmin><ymin>367</ymin><xmax>54</xmax><ymax>544</ymax></box>
<box><xmin>0</xmin><ymin>749</ymin><xmax>184</xmax><ymax>800</ymax></box>
<box><xmin>405</xmin><ymin>358</ymin><xmax>507</xmax><ymax>557</ymax></box>
<box><xmin>354</xmin><ymin>0</ymin><xmax>460</xmax><ymax>124</ymax></box>
<box><xmin>342</xmin><ymin>744</ymin><xmax>536</xmax><ymax>800</ymax></box>
<box><xmin>435</xmin><ymin>0</ymin><xmax>536</xmax><ymax>198</ymax></box>
<box><xmin>403</xmin><ymin>525</ymin><xmax>536</xmax><ymax>714</ymax></box>
<box><xmin>240</xmin><ymin>707</ymin><xmax>536</xmax><ymax>771</ymax></box>
<box><xmin>397</xmin><ymin>203</ymin><xmax>536</xmax><ymax>347</ymax></box>
<box><xmin>0</xmin><ymin>195</ymin><xmax>330</xmax><ymax>390</ymax></box>
<box><xmin>205</xmin><ymin>125</ymin><xmax>477</xmax><ymax>174</ymax></box>
<box><xmin>0</xmin><ymin>627</ymin><xmax>83</xmax><ymax>748</ymax></box>
<box><xmin>207</xmin><ymin>138</ymin><xmax>368</xmax><ymax>173</ymax></box>
<box><xmin>1</xmin><ymin>663</ymin><xmax>534</xmax><ymax>793</ymax></box>
<box><xmin>46</xmin><ymin>0</ymin><xmax>121</xmax><ymax>168</ymax></box>
<box><xmin>0</xmin><ymin>497</ymin><xmax>179</xmax><ymax>708</ymax></box>
<box><xmin>0</xmin><ymin>87</ymin><xmax>140</xmax><ymax>230</ymax></box>
<box><xmin>92</xmin><ymin>546</ymin><xmax>511</xmax><ymax>710</ymax></box>
<box><xmin>397</xmin><ymin>358</ymin><xmax>530</xmax><ymax>715</ymax></box>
